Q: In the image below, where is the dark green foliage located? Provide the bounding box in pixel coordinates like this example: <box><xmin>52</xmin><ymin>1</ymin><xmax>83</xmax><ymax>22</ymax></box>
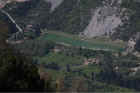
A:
<box><xmin>24</xmin><ymin>31</ymin><xmax>37</xmax><ymax>39</ymax></box>
<box><xmin>16</xmin><ymin>39</ymin><xmax>55</xmax><ymax>56</ymax></box>
<box><xmin>97</xmin><ymin>53</ymin><xmax>140</xmax><ymax>91</ymax></box>
<box><xmin>47</xmin><ymin>0</ymin><xmax>80</xmax><ymax>33</ymax></box>
<box><xmin>0</xmin><ymin>20</ymin><xmax>44</xmax><ymax>91</ymax></box>
<box><xmin>0</xmin><ymin>20</ymin><xmax>9</xmax><ymax>48</ymax></box>
<box><xmin>48</xmin><ymin>0</ymin><xmax>102</xmax><ymax>34</ymax></box>
<box><xmin>135</xmin><ymin>39</ymin><xmax>140</xmax><ymax>52</ymax></box>
<box><xmin>4</xmin><ymin>0</ymin><xmax>39</xmax><ymax>17</ymax></box>
<box><xmin>2</xmin><ymin>0</ymin><xmax>140</xmax><ymax>92</ymax></box>
<box><xmin>0</xmin><ymin>19</ymin><xmax>56</xmax><ymax>92</ymax></box>
<box><xmin>113</xmin><ymin>0</ymin><xmax>140</xmax><ymax>41</ymax></box>
<box><xmin>4</xmin><ymin>0</ymin><xmax>51</xmax><ymax>29</ymax></box>
<box><xmin>0</xmin><ymin>49</ymin><xmax>44</xmax><ymax>92</ymax></box>
<box><xmin>5</xmin><ymin>0</ymin><xmax>102</xmax><ymax>34</ymax></box>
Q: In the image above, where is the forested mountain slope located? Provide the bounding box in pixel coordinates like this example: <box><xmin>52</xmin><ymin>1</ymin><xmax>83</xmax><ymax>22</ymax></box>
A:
<box><xmin>1</xmin><ymin>0</ymin><xmax>140</xmax><ymax>92</ymax></box>
<box><xmin>1</xmin><ymin>0</ymin><xmax>140</xmax><ymax>52</ymax></box>
<box><xmin>3</xmin><ymin>0</ymin><xmax>139</xmax><ymax>38</ymax></box>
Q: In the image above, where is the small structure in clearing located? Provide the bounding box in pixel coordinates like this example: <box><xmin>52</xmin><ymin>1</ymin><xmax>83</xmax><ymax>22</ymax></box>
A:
<box><xmin>84</xmin><ymin>57</ymin><xmax>100</xmax><ymax>65</ymax></box>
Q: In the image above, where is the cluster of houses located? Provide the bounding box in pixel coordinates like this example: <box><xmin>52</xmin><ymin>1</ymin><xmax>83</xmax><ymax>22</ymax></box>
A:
<box><xmin>84</xmin><ymin>58</ymin><xmax>100</xmax><ymax>65</ymax></box>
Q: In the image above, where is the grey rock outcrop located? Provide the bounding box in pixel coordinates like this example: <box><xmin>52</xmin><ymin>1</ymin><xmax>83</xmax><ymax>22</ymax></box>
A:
<box><xmin>83</xmin><ymin>0</ymin><xmax>129</xmax><ymax>38</ymax></box>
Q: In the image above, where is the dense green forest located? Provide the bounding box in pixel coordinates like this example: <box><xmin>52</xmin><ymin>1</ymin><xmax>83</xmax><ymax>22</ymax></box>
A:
<box><xmin>14</xmin><ymin>30</ymin><xmax>140</xmax><ymax>92</ymax></box>
<box><xmin>1</xmin><ymin>20</ymin><xmax>136</xmax><ymax>92</ymax></box>
<box><xmin>1</xmin><ymin>0</ymin><xmax>140</xmax><ymax>92</ymax></box>
<box><xmin>0</xmin><ymin>20</ymin><xmax>56</xmax><ymax>92</ymax></box>
<box><xmin>3</xmin><ymin>0</ymin><xmax>140</xmax><ymax>41</ymax></box>
<box><xmin>4</xmin><ymin>0</ymin><xmax>102</xmax><ymax>34</ymax></box>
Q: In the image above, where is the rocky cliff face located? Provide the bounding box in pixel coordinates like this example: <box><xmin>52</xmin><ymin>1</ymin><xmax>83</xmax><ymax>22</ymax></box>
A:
<box><xmin>83</xmin><ymin>0</ymin><xmax>129</xmax><ymax>37</ymax></box>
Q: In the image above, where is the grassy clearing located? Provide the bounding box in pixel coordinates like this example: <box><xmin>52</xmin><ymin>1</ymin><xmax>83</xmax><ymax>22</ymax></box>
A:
<box><xmin>37</xmin><ymin>52</ymin><xmax>85</xmax><ymax>79</ymax></box>
<box><xmin>39</xmin><ymin>31</ymin><xmax>125</xmax><ymax>52</ymax></box>
<box><xmin>38</xmin><ymin>52</ymin><xmax>84</xmax><ymax>67</ymax></box>
<box><xmin>37</xmin><ymin>52</ymin><xmax>102</xmax><ymax>79</ymax></box>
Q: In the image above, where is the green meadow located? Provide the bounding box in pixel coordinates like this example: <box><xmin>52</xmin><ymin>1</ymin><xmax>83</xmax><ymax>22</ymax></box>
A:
<box><xmin>39</xmin><ymin>31</ymin><xmax>125</xmax><ymax>52</ymax></box>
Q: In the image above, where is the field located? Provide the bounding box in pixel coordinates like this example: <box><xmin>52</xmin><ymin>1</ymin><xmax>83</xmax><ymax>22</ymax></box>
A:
<box><xmin>36</xmin><ymin>30</ymin><xmax>126</xmax><ymax>79</ymax></box>
<box><xmin>36</xmin><ymin>52</ymin><xmax>101</xmax><ymax>79</ymax></box>
<box><xmin>39</xmin><ymin>31</ymin><xmax>125</xmax><ymax>52</ymax></box>
<box><xmin>32</xmin><ymin>30</ymin><xmax>137</xmax><ymax>91</ymax></box>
